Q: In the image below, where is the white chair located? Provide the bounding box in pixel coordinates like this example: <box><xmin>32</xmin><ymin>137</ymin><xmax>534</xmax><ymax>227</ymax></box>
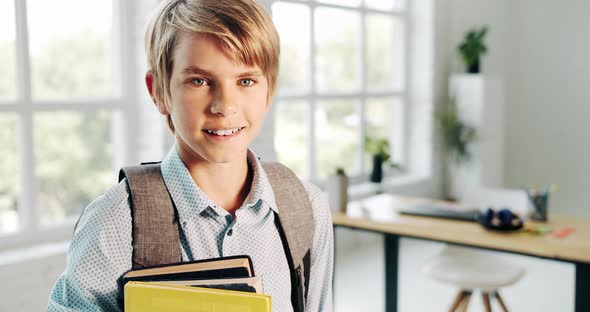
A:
<box><xmin>422</xmin><ymin>188</ymin><xmax>528</xmax><ymax>312</ymax></box>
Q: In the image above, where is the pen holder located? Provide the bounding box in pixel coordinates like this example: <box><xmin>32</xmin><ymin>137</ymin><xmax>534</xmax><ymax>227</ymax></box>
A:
<box><xmin>527</xmin><ymin>192</ymin><xmax>549</xmax><ymax>222</ymax></box>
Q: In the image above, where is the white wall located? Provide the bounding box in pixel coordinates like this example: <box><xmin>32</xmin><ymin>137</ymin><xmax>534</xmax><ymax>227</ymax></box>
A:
<box><xmin>503</xmin><ymin>0</ymin><xmax>590</xmax><ymax>217</ymax></box>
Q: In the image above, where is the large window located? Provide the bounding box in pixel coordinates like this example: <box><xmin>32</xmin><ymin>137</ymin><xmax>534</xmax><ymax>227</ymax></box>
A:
<box><xmin>0</xmin><ymin>0</ymin><xmax>127</xmax><ymax>239</ymax></box>
<box><xmin>271</xmin><ymin>0</ymin><xmax>407</xmax><ymax>181</ymax></box>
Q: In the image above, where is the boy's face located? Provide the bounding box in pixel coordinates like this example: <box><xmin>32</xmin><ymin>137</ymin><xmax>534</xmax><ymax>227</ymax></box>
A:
<box><xmin>153</xmin><ymin>33</ymin><xmax>270</xmax><ymax>164</ymax></box>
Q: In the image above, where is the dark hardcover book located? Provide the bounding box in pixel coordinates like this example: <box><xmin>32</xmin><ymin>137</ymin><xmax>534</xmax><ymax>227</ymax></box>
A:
<box><xmin>122</xmin><ymin>255</ymin><xmax>254</xmax><ymax>285</ymax></box>
<box><xmin>146</xmin><ymin>276</ymin><xmax>263</xmax><ymax>293</ymax></box>
<box><xmin>196</xmin><ymin>283</ymin><xmax>257</xmax><ymax>293</ymax></box>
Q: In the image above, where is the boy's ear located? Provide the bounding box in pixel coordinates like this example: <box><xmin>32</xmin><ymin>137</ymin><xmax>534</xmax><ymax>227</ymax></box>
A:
<box><xmin>145</xmin><ymin>71</ymin><xmax>170</xmax><ymax>115</ymax></box>
<box><xmin>145</xmin><ymin>71</ymin><xmax>157</xmax><ymax>103</ymax></box>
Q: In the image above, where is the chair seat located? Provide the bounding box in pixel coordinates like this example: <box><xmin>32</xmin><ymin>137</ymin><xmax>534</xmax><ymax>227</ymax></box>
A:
<box><xmin>422</xmin><ymin>246</ymin><xmax>526</xmax><ymax>291</ymax></box>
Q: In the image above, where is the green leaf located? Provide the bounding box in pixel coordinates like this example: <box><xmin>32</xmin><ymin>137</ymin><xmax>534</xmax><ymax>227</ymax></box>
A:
<box><xmin>435</xmin><ymin>97</ymin><xmax>478</xmax><ymax>162</ymax></box>
<box><xmin>457</xmin><ymin>26</ymin><xmax>489</xmax><ymax>67</ymax></box>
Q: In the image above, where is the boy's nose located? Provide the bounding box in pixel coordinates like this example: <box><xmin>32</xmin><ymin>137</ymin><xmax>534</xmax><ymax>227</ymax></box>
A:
<box><xmin>210</xmin><ymin>86</ymin><xmax>237</xmax><ymax>116</ymax></box>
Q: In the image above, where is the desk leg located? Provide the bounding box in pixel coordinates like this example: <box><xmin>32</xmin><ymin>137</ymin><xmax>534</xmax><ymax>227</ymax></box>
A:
<box><xmin>576</xmin><ymin>262</ymin><xmax>590</xmax><ymax>312</ymax></box>
<box><xmin>385</xmin><ymin>235</ymin><xmax>400</xmax><ymax>312</ymax></box>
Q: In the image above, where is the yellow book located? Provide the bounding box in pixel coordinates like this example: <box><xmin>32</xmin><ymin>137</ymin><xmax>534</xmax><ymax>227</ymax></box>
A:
<box><xmin>124</xmin><ymin>281</ymin><xmax>271</xmax><ymax>312</ymax></box>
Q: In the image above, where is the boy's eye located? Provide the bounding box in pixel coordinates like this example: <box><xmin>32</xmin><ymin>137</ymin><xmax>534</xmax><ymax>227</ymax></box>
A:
<box><xmin>239</xmin><ymin>79</ymin><xmax>254</xmax><ymax>87</ymax></box>
<box><xmin>191</xmin><ymin>78</ymin><xmax>208</xmax><ymax>86</ymax></box>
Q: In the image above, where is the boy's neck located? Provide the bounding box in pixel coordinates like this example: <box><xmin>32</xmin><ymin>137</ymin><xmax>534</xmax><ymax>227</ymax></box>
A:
<box><xmin>177</xmin><ymin>148</ymin><xmax>253</xmax><ymax>217</ymax></box>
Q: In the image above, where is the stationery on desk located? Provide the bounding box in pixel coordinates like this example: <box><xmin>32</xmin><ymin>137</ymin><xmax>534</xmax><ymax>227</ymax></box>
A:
<box><xmin>123</xmin><ymin>255</ymin><xmax>271</xmax><ymax>312</ymax></box>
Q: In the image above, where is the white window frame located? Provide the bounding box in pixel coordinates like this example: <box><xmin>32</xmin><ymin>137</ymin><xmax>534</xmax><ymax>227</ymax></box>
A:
<box><xmin>266</xmin><ymin>0</ymin><xmax>411</xmax><ymax>185</ymax></box>
<box><xmin>0</xmin><ymin>0</ymin><xmax>137</xmax><ymax>250</ymax></box>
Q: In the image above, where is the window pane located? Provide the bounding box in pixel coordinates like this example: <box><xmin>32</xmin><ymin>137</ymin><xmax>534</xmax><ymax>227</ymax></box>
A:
<box><xmin>0</xmin><ymin>114</ymin><xmax>19</xmax><ymax>234</ymax></box>
<box><xmin>0</xmin><ymin>0</ymin><xmax>16</xmax><ymax>99</ymax></box>
<box><xmin>28</xmin><ymin>0</ymin><xmax>113</xmax><ymax>99</ymax></box>
<box><xmin>365</xmin><ymin>97</ymin><xmax>403</xmax><ymax>169</ymax></box>
<box><xmin>365</xmin><ymin>0</ymin><xmax>405</xmax><ymax>11</ymax></box>
<box><xmin>34</xmin><ymin>111</ymin><xmax>113</xmax><ymax>226</ymax></box>
<box><xmin>275</xmin><ymin>100</ymin><xmax>309</xmax><ymax>178</ymax></box>
<box><xmin>366</xmin><ymin>14</ymin><xmax>405</xmax><ymax>91</ymax></box>
<box><xmin>273</xmin><ymin>3</ymin><xmax>310</xmax><ymax>94</ymax></box>
<box><xmin>315</xmin><ymin>8</ymin><xmax>361</xmax><ymax>93</ymax></box>
<box><xmin>316</xmin><ymin>99</ymin><xmax>359</xmax><ymax>179</ymax></box>
<box><xmin>317</xmin><ymin>0</ymin><xmax>361</xmax><ymax>7</ymax></box>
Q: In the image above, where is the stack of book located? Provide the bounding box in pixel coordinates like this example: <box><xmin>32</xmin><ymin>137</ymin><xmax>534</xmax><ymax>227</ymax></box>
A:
<box><xmin>123</xmin><ymin>255</ymin><xmax>271</xmax><ymax>312</ymax></box>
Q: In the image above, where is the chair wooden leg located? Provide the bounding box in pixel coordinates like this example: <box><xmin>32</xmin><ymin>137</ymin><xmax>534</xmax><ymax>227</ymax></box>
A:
<box><xmin>493</xmin><ymin>291</ymin><xmax>509</xmax><ymax>312</ymax></box>
<box><xmin>448</xmin><ymin>290</ymin><xmax>466</xmax><ymax>312</ymax></box>
<box><xmin>482</xmin><ymin>292</ymin><xmax>492</xmax><ymax>312</ymax></box>
<box><xmin>458</xmin><ymin>290</ymin><xmax>472</xmax><ymax>312</ymax></box>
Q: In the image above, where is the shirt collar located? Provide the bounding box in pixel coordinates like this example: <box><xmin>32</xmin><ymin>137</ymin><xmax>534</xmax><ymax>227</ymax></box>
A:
<box><xmin>160</xmin><ymin>144</ymin><xmax>279</xmax><ymax>218</ymax></box>
<box><xmin>244</xmin><ymin>149</ymin><xmax>279</xmax><ymax>214</ymax></box>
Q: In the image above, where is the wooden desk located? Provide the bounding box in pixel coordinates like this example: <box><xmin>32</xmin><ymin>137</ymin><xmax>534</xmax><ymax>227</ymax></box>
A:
<box><xmin>332</xmin><ymin>194</ymin><xmax>590</xmax><ymax>312</ymax></box>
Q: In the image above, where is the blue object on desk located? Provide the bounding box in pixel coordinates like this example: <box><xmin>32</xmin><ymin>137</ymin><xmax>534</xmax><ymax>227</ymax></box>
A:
<box><xmin>398</xmin><ymin>205</ymin><xmax>481</xmax><ymax>222</ymax></box>
<box><xmin>477</xmin><ymin>207</ymin><xmax>523</xmax><ymax>231</ymax></box>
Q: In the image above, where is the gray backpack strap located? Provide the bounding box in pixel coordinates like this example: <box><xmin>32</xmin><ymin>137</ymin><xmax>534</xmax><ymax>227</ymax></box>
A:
<box><xmin>262</xmin><ymin>162</ymin><xmax>315</xmax><ymax>312</ymax></box>
<box><xmin>119</xmin><ymin>163</ymin><xmax>182</xmax><ymax>269</ymax></box>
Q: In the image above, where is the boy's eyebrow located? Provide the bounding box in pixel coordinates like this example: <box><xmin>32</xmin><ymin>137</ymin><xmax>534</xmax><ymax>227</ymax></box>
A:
<box><xmin>237</xmin><ymin>70</ymin><xmax>264</xmax><ymax>78</ymax></box>
<box><xmin>181</xmin><ymin>66</ymin><xmax>263</xmax><ymax>78</ymax></box>
<box><xmin>182</xmin><ymin>66</ymin><xmax>214</xmax><ymax>76</ymax></box>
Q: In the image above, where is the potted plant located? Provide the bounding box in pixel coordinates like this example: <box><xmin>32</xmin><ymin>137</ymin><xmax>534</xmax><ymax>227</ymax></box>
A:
<box><xmin>327</xmin><ymin>167</ymin><xmax>348</xmax><ymax>213</ymax></box>
<box><xmin>365</xmin><ymin>136</ymin><xmax>401</xmax><ymax>183</ymax></box>
<box><xmin>458</xmin><ymin>26</ymin><xmax>488</xmax><ymax>74</ymax></box>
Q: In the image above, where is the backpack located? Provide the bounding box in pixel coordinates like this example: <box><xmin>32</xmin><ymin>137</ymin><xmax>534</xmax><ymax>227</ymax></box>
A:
<box><xmin>117</xmin><ymin>162</ymin><xmax>315</xmax><ymax>311</ymax></box>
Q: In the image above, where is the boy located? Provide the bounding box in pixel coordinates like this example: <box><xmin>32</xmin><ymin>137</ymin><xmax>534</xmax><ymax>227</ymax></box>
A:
<box><xmin>47</xmin><ymin>0</ymin><xmax>333</xmax><ymax>311</ymax></box>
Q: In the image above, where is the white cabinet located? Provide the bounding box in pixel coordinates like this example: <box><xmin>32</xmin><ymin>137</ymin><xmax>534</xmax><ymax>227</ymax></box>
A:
<box><xmin>447</xmin><ymin>74</ymin><xmax>504</xmax><ymax>200</ymax></box>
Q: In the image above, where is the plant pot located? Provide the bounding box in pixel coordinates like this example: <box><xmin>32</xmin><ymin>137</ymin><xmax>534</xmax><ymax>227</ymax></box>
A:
<box><xmin>370</xmin><ymin>155</ymin><xmax>384</xmax><ymax>183</ymax></box>
<box><xmin>327</xmin><ymin>174</ymin><xmax>348</xmax><ymax>213</ymax></box>
<box><xmin>467</xmin><ymin>58</ymin><xmax>480</xmax><ymax>74</ymax></box>
<box><xmin>444</xmin><ymin>154</ymin><xmax>478</xmax><ymax>202</ymax></box>
<box><xmin>444</xmin><ymin>156</ymin><xmax>459</xmax><ymax>201</ymax></box>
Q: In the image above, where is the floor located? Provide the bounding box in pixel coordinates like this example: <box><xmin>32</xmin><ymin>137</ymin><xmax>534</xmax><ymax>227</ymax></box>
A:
<box><xmin>333</xmin><ymin>227</ymin><xmax>575</xmax><ymax>312</ymax></box>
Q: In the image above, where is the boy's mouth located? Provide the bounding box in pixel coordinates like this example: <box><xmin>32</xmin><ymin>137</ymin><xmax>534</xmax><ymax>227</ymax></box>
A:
<box><xmin>203</xmin><ymin>126</ymin><xmax>246</xmax><ymax>137</ymax></box>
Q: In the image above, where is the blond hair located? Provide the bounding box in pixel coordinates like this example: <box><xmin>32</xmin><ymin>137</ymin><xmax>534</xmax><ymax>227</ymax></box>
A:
<box><xmin>145</xmin><ymin>0</ymin><xmax>280</xmax><ymax>132</ymax></box>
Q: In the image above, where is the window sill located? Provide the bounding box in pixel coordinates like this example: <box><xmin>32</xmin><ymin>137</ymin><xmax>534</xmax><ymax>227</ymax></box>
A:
<box><xmin>0</xmin><ymin>219</ymin><xmax>75</xmax><ymax>252</ymax></box>
<box><xmin>0</xmin><ymin>240</ymin><xmax>69</xmax><ymax>267</ymax></box>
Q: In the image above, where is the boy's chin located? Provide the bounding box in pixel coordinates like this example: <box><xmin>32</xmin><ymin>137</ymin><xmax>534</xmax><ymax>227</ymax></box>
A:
<box><xmin>202</xmin><ymin>151</ymin><xmax>245</xmax><ymax>164</ymax></box>
<box><xmin>179</xmin><ymin>141</ymin><xmax>249</xmax><ymax>165</ymax></box>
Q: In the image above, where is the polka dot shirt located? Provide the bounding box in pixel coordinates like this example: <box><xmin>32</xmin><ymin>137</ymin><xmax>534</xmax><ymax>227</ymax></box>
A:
<box><xmin>47</xmin><ymin>146</ymin><xmax>334</xmax><ymax>312</ymax></box>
